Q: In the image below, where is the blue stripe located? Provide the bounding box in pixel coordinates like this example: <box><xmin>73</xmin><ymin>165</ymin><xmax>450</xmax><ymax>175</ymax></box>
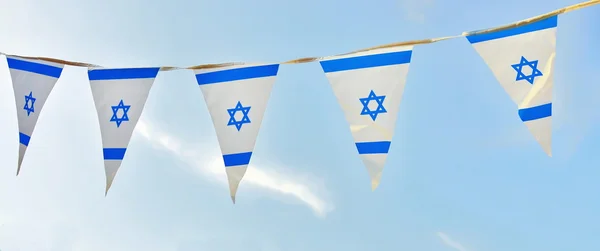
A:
<box><xmin>196</xmin><ymin>64</ymin><xmax>279</xmax><ymax>85</ymax></box>
<box><xmin>355</xmin><ymin>141</ymin><xmax>391</xmax><ymax>154</ymax></box>
<box><xmin>88</xmin><ymin>67</ymin><xmax>160</xmax><ymax>80</ymax></box>
<box><xmin>467</xmin><ymin>15</ymin><xmax>558</xmax><ymax>44</ymax></box>
<box><xmin>103</xmin><ymin>148</ymin><xmax>127</xmax><ymax>160</ymax></box>
<box><xmin>518</xmin><ymin>103</ymin><xmax>552</xmax><ymax>122</ymax></box>
<box><xmin>223</xmin><ymin>152</ymin><xmax>253</xmax><ymax>167</ymax></box>
<box><xmin>7</xmin><ymin>58</ymin><xmax>63</xmax><ymax>78</ymax></box>
<box><xmin>19</xmin><ymin>132</ymin><xmax>31</xmax><ymax>146</ymax></box>
<box><xmin>320</xmin><ymin>50</ymin><xmax>412</xmax><ymax>73</ymax></box>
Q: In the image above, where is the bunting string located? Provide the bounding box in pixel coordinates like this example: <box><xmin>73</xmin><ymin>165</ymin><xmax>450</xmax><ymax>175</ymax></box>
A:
<box><xmin>0</xmin><ymin>0</ymin><xmax>598</xmax><ymax>70</ymax></box>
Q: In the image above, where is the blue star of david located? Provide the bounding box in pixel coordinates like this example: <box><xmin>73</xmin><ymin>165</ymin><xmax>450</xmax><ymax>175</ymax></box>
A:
<box><xmin>23</xmin><ymin>91</ymin><xmax>36</xmax><ymax>116</ymax></box>
<box><xmin>227</xmin><ymin>101</ymin><xmax>251</xmax><ymax>131</ymax></box>
<box><xmin>359</xmin><ymin>90</ymin><xmax>387</xmax><ymax>121</ymax></box>
<box><xmin>110</xmin><ymin>99</ymin><xmax>131</xmax><ymax>128</ymax></box>
<box><xmin>511</xmin><ymin>56</ymin><xmax>543</xmax><ymax>84</ymax></box>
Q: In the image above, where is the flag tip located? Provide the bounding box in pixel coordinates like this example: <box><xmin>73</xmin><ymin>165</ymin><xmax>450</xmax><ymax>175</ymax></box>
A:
<box><xmin>542</xmin><ymin>146</ymin><xmax>552</xmax><ymax>157</ymax></box>
<box><xmin>231</xmin><ymin>195</ymin><xmax>236</xmax><ymax>204</ymax></box>
<box><xmin>371</xmin><ymin>180</ymin><xmax>380</xmax><ymax>191</ymax></box>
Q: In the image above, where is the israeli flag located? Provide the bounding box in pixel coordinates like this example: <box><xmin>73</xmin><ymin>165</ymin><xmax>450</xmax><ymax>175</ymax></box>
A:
<box><xmin>466</xmin><ymin>16</ymin><xmax>557</xmax><ymax>156</ymax></box>
<box><xmin>88</xmin><ymin>67</ymin><xmax>160</xmax><ymax>194</ymax></box>
<box><xmin>6</xmin><ymin>56</ymin><xmax>64</xmax><ymax>175</ymax></box>
<box><xmin>194</xmin><ymin>63</ymin><xmax>279</xmax><ymax>203</ymax></box>
<box><xmin>319</xmin><ymin>46</ymin><xmax>412</xmax><ymax>190</ymax></box>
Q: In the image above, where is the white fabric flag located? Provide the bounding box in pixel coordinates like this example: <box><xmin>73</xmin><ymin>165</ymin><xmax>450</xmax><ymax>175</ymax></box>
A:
<box><xmin>6</xmin><ymin>56</ymin><xmax>64</xmax><ymax>175</ymax></box>
<box><xmin>466</xmin><ymin>15</ymin><xmax>557</xmax><ymax>156</ymax></box>
<box><xmin>88</xmin><ymin>67</ymin><xmax>160</xmax><ymax>194</ymax></box>
<box><xmin>194</xmin><ymin>63</ymin><xmax>279</xmax><ymax>203</ymax></box>
<box><xmin>319</xmin><ymin>46</ymin><xmax>413</xmax><ymax>190</ymax></box>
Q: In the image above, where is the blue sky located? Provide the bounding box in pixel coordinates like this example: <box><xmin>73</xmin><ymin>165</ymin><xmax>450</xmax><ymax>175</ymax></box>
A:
<box><xmin>0</xmin><ymin>0</ymin><xmax>599</xmax><ymax>250</ymax></box>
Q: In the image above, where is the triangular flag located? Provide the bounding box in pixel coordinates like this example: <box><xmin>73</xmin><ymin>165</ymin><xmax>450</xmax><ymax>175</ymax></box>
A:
<box><xmin>88</xmin><ymin>67</ymin><xmax>160</xmax><ymax>194</ymax></box>
<box><xmin>319</xmin><ymin>46</ymin><xmax>413</xmax><ymax>190</ymax></box>
<box><xmin>6</xmin><ymin>56</ymin><xmax>64</xmax><ymax>175</ymax></box>
<box><xmin>194</xmin><ymin>63</ymin><xmax>279</xmax><ymax>203</ymax></box>
<box><xmin>466</xmin><ymin>15</ymin><xmax>557</xmax><ymax>156</ymax></box>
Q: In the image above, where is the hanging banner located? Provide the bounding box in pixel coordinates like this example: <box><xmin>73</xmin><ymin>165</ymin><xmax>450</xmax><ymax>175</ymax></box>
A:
<box><xmin>88</xmin><ymin>67</ymin><xmax>160</xmax><ymax>194</ymax></box>
<box><xmin>194</xmin><ymin>63</ymin><xmax>279</xmax><ymax>203</ymax></box>
<box><xmin>6</xmin><ymin>56</ymin><xmax>65</xmax><ymax>175</ymax></box>
<box><xmin>319</xmin><ymin>46</ymin><xmax>413</xmax><ymax>190</ymax></box>
<box><xmin>466</xmin><ymin>15</ymin><xmax>557</xmax><ymax>156</ymax></box>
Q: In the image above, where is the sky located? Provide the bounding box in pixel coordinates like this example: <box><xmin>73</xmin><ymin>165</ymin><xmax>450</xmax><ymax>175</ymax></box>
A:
<box><xmin>0</xmin><ymin>0</ymin><xmax>599</xmax><ymax>250</ymax></box>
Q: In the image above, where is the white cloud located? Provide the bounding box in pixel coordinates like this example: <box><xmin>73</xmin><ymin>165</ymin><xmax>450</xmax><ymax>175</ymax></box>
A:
<box><xmin>135</xmin><ymin>120</ymin><xmax>335</xmax><ymax>217</ymax></box>
<box><xmin>398</xmin><ymin>0</ymin><xmax>434</xmax><ymax>23</ymax></box>
<box><xmin>437</xmin><ymin>232</ymin><xmax>469</xmax><ymax>251</ymax></box>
